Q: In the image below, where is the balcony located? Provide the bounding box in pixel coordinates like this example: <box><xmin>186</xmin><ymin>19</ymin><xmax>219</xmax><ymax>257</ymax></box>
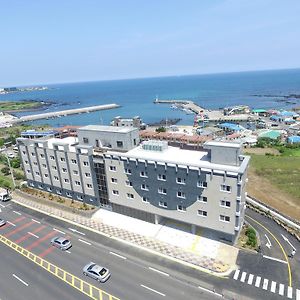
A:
<box><xmin>234</xmin><ymin>225</ymin><xmax>240</xmax><ymax>231</ymax></box>
<box><xmin>236</xmin><ymin>196</ymin><xmax>241</xmax><ymax>202</ymax></box>
<box><xmin>235</xmin><ymin>210</ymin><xmax>241</xmax><ymax>217</ymax></box>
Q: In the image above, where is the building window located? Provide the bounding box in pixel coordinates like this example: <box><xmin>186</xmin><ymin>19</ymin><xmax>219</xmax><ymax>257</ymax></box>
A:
<box><xmin>142</xmin><ymin>196</ymin><xmax>149</xmax><ymax>203</ymax></box>
<box><xmin>25</xmin><ymin>160</ymin><xmax>29</xmax><ymax>164</ymax></box>
<box><xmin>141</xmin><ymin>184</ymin><xmax>149</xmax><ymax>191</ymax></box>
<box><xmin>38</xmin><ymin>184</ymin><xmax>44</xmax><ymax>189</ymax></box>
<box><xmin>42</xmin><ymin>164</ymin><xmax>47</xmax><ymax>168</ymax></box>
<box><xmin>117</xmin><ymin>141</ymin><xmax>123</xmax><ymax>148</ymax></box>
<box><xmin>33</xmin><ymin>162</ymin><xmax>38</xmax><ymax>166</ymax></box>
<box><xmin>44</xmin><ymin>174</ymin><xmax>49</xmax><ymax>178</ymax></box>
<box><xmin>83</xmin><ymin>137</ymin><xmax>89</xmax><ymax>144</ymax></box>
<box><xmin>176</xmin><ymin>177</ymin><xmax>186</xmax><ymax>184</ymax></box>
<box><xmin>47</xmin><ymin>187</ymin><xmax>52</xmax><ymax>192</ymax></box>
<box><xmin>125</xmin><ymin>180</ymin><xmax>133</xmax><ymax>187</ymax></box>
<box><xmin>112</xmin><ymin>190</ymin><xmax>119</xmax><ymax>196</ymax></box>
<box><xmin>87</xmin><ymin>183</ymin><xmax>93</xmax><ymax>189</ymax></box>
<box><xmin>54</xmin><ymin>176</ymin><xmax>59</xmax><ymax>181</ymax></box>
<box><xmin>71</xmin><ymin>159</ymin><xmax>77</xmax><ymax>164</ymax></box>
<box><xmin>125</xmin><ymin>168</ymin><xmax>131</xmax><ymax>175</ymax></box>
<box><xmin>220</xmin><ymin>200</ymin><xmax>231</xmax><ymax>208</ymax></box>
<box><xmin>62</xmin><ymin>168</ymin><xmax>67</xmax><ymax>173</ymax></box>
<box><xmin>83</xmin><ymin>161</ymin><xmax>89</xmax><ymax>166</ymax></box>
<box><xmin>85</xmin><ymin>172</ymin><xmax>91</xmax><ymax>178</ymax></box>
<box><xmin>27</xmin><ymin>170</ymin><xmax>31</xmax><ymax>174</ymax></box>
<box><xmin>77</xmin><ymin>195</ymin><xmax>83</xmax><ymax>200</ymax></box>
<box><xmin>22</xmin><ymin>151</ymin><xmax>26</xmax><ymax>155</ymax></box>
<box><xmin>50</xmin><ymin>155</ymin><xmax>55</xmax><ymax>160</ymax></box>
<box><xmin>197</xmin><ymin>196</ymin><xmax>207</xmax><ymax>203</ymax></box>
<box><xmin>35</xmin><ymin>171</ymin><xmax>40</xmax><ymax>176</ymax></box>
<box><xmin>177</xmin><ymin>205</ymin><xmax>186</xmax><ymax>212</ymax></box>
<box><xmin>220</xmin><ymin>184</ymin><xmax>231</xmax><ymax>193</ymax></box>
<box><xmin>220</xmin><ymin>215</ymin><xmax>230</xmax><ymax>222</ymax></box>
<box><xmin>198</xmin><ymin>210</ymin><xmax>207</xmax><ymax>217</ymax></box>
<box><xmin>66</xmin><ymin>192</ymin><xmax>72</xmax><ymax>198</ymax></box>
<box><xmin>157</xmin><ymin>174</ymin><xmax>166</xmax><ymax>181</ymax></box>
<box><xmin>73</xmin><ymin>170</ymin><xmax>79</xmax><ymax>175</ymax></box>
<box><xmin>110</xmin><ymin>166</ymin><xmax>116</xmax><ymax>172</ymax></box>
<box><xmin>31</xmin><ymin>152</ymin><xmax>35</xmax><ymax>156</ymax></box>
<box><xmin>140</xmin><ymin>171</ymin><xmax>148</xmax><ymax>178</ymax></box>
<box><xmin>158</xmin><ymin>187</ymin><xmax>167</xmax><ymax>195</ymax></box>
<box><xmin>111</xmin><ymin>178</ymin><xmax>118</xmax><ymax>184</ymax></box>
<box><xmin>56</xmin><ymin>189</ymin><xmax>62</xmax><ymax>195</ymax></box>
<box><xmin>126</xmin><ymin>193</ymin><xmax>134</xmax><ymax>199</ymax></box>
<box><xmin>52</xmin><ymin>166</ymin><xmax>57</xmax><ymax>170</ymax></box>
<box><xmin>60</xmin><ymin>157</ymin><xmax>66</xmax><ymax>162</ymax></box>
<box><xmin>64</xmin><ymin>178</ymin><xmax>69</xmax><ymax>183</ymax></box>
<box><xmin>177</xmin><ymin>191</ymin><xmax>186</xmax><ymax>199</ymax></box>
<box><xmin>75</xmin><ymin>181</ymin><xmax>81</xmax><ymax>186</ymax></box>
<box><xmin>197</xmin><ymin>181</ymin><xmax>207</xmax><ymax>188</ymax></box>
<box><xmin>159</xmin><ymin>201</ymin><xmax>168</xmax><ymax>208</ymax></box>
<box><xmin>40</xmin><ymin>154</ymin><xmax>45</xmax><ymax>158</ymax></box>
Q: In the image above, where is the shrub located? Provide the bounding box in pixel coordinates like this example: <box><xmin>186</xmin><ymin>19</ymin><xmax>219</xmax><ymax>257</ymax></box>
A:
<box><xmin>155</xmin><ymin>126</ymin><xmax>166</xmax><ymax>133</ymax></box>
<box><xmin>13</xmin><ymin>171</ymin><xmax>25</xmax><ymax>180</ymax></box>
<box><xmin>11</xmin><ymin>157</ymin><xmax>20</xmax><ymax>168</ymax></box>
<box><xmin>1</xmin><ymin>166</ymin><xmax>10</xmax><ymax>176</ymax></box>
<box><xmin>57</xmin><ymin>197</ymin><xmax>65</xmax><ymax>203</ymax></box>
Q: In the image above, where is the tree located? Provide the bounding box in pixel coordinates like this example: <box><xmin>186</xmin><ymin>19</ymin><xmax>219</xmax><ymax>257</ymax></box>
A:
<box><xmin>11</xmin><ymin>157</ymin><xmax>20</xmax><ymax>168</ymax></box>
<box><xmin>155</xmin><ymin>126</ymin><xmax>166</xmax><ymax>133</ymax></box>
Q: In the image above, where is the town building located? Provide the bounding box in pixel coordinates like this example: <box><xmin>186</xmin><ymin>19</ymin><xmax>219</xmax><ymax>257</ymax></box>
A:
<box><xmin>17</xmin><ymin>125</ymin><xmax>250</xmax><ymax>243</ymax></box>
<box><xmin>111</xmin><ymin>116</ymin><xmax>146</xmax><ymax>129</ymax></box>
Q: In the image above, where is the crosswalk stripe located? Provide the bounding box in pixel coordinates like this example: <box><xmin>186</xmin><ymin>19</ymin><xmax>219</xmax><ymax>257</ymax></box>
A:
<box><xmin>240</xmin><ymin>272</ymin><xmax>247</xmax><ymax>283</ymax></box>
<box><xmin>296</xmin><ymin>289</ymin><xmax>300</xmax><ymax>300</ymax></box>
<box><xmin>287</xmin><ymin>286</ymin><xmax>293</xmax><ymax>299</ymax></box>
<box><xmin>270</xmin><ymin>281</ymin><xmax>276</xmax><ymax>293</ymax></box>
<box><xmin>279</xmin><ymin>284</ymin><xmax>285</xmax><ymax>296</ymax></box>
<box><xmin>262</xmin><ymin>279</ymin><xmax>269</xmax><ymax>290</ymax></box>
<box><xmin>233</xmin><ymin>269</ymin><xmax>240</xmax><ymax>280</ymax></box>
<box><xmin>247</xmin><ymin>274</ymin><xmax>254</xmax><ymax>285</ymax></box>
<box><xmin>255</xmin><ymin>276</ymin><xmax>261</xmax><ymax>287</ymax></box>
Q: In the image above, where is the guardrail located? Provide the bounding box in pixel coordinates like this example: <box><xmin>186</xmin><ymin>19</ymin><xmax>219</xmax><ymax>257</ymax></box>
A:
<box><xmin>246</xmin><ymin>195</ymin><xmax>300</xmax><ymax>231</ymax></box>
<box><xmin>0</xmin><ymin>234</ymin><xmax>120</xmax><ymax>300</ymax></box>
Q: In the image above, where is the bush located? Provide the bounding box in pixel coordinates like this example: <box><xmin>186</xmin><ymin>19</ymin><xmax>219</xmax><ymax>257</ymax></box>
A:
<box><xmin>11</xmin><ymin>157</ymin><xmax>20</xmax><ymax>168</ymax></box>
<box><xmin>1</xmin><ymin>166</ymin><xmax>10</xmax><ymax>176</ymax></box>
<box><xmin>13</xmin><ymin>171</ymin><xmax>25</xmax><ymax>180</ymax></box>
<box><xmin>57</xmin><ymin>197</ymin><xmax>65</xmax><ymax>204</ymax></box>
<box><xmin>155</xmin><ymin>126</ymin><xmax>166</xmax><ymax>133</ymax></box>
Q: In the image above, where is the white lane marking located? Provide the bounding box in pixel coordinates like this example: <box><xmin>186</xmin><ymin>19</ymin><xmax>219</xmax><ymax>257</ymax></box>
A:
<box><xmin>53</xmin><ymin>228</ymin><xmax>66</xmax><ymax>235</ymax></box>
<box><xmin>31</xmin><ymin>219</ymin><xmax>41</xmax><ymax>224</ymax></box>
<box><xmin>198</xmin><ymin>286</ymin><xmax>223</xmax><ymax>297</ymax></box>
<box><xmin>140</xmin><ymin>284</ymin><xmax>166</xmax><ymax>297</ymax></box>
<box><xmin>270</xmin><ymin>281</ymin><xmax>276</xmax><ymax>293</ymax></box>
<box><xmin>68</xmin><ymin>227</ymin><xmax>85</xmax><ymax>235</ymax></box>
<box><xmin>263</xmin><ymin>255</ymin><xmax>288</xmax><ymax>264</ymax></box>
<box><xmin>240</xmin><ymin>271</ymin><xmax>247</xmax><ymax>282</ymax></box>
<box><xmin>233</xmin><ymin>269</ymin><xmax>240</xmax><ymax>280</ymax></box>
<box><xmin>287</xmin><ymin>286</ymin><xmax>293</xmax><ymax>299</ymax></box>
<box><xmin>109</xmin><ymin>251</ymin><xmax>127</xmax><ymax>260</ymax></box>
<box><xmin>279</xmin><ymin>283</ymin><xmax>284</xmax><ymax>296</ymax></box>
<box><xmin>255</xmin><ymin>276</ymin><xmax>261</xmax><ymax>287</ymax></box>
<box><xmin>66</xmin><ymin>250</ymin><xmax>71</xmax><ymax>254</ymax></box>
<box><xmin>13</xmin><ymin>274</ymin><xmax>29</xmax><ymax>286</ymax></box>
<box><xmin>296</xmin><ymin>289</ymin><xmax>300</xmax><ymax>300</ymax></box>
<box><xmin>262</xmin><ymin>279</ymin><xmax>268</xmax><ymax>290</ymax></box>
<box><xmin>7</xmin><ymin>221</ymin><xmax>16</xmax><ymax>227</ymax></box>
<box><xmin>149</xmin><ymin>267</ymin><xmax>169</xmax><ymax>277</ymax></box>
<box><xmin>13</xmin><ymin>211</ymin><xmax>21</xmax><ymax>215</ymax></box>
<box><xmin>0</xmin><ymin>203</ymin><xmax>5</xmax><ymax>207</ymax></box>
<box><xmin>27</xmin><ymin>232</ymin><xmax>39</xmax><ymax>239</ymax></box>
<box><xmin>247</xmin><ymin>274</ymin><xmax>254</xmax><ymax>285</ymax></box>
<box><xmin>78</xmin><ymin>239</ymin><xmax>91</xmax><ymax>246</ymax></box>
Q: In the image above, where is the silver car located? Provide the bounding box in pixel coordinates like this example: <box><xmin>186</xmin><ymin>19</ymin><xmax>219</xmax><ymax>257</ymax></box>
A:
<box><xmin>83</xmin><ymin>262</ymin><xmax>110</xmax><ymax>282</ymax></box>
<box><xmin>0</xmin><ymin>219</ymin><xmax>6</xmax><ymax>227</ymax></box>
<box><xmin>50</xmin><ymin>236</ymin><xmax>72</xmax><ymax>251</ymax></box>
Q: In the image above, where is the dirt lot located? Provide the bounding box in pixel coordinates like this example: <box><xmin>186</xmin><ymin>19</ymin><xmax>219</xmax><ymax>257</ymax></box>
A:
<box><xmin>244</xmin><ymin>147</ymin><xmax>280</xmax><ymax>155</ymax></box>
<box><xmin>247</xmin><ymin>166</ymin><xmax>300</xmax><ymax>221</ymax></box>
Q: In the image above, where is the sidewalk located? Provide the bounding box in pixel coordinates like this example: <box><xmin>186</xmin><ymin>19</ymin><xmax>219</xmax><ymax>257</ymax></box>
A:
<box><xmin>12</xmin><ymin>190</ymin><xmax>238</xmax><ymax>276</ymax></box>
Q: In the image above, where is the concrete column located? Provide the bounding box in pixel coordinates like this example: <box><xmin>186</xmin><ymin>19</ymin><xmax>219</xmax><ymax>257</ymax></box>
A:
<box><xmin>191</xmin><ymin>224</ymin><xmax>196</xmax><ymax>235</ymax></box>
<box><xmin>154</xmin><ymin>214</ymin><xmax>159</xmax><ymax>225</ymax></box>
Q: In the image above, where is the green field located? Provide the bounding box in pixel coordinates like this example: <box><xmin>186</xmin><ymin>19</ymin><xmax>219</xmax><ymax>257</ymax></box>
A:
<box><xmin>0</xmin><ymin>101</ymin><xmax>42</xmax><ymax>111</ymax></box>
<box><xmin>250</xmin><ymin>154</ymin><xmax>300</xmax><ymax>201</ymax></box>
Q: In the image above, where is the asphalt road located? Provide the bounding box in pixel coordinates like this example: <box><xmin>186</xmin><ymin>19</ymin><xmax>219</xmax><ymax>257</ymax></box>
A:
<box><xmin>0</xmin><ymin>242</ymin><xmax>87</xmax><ymax>300</ymax></box>
<box><xmin>0</xmin><ymin>200</ymin><xmax>298</xmax><ymax>300</ymax></box>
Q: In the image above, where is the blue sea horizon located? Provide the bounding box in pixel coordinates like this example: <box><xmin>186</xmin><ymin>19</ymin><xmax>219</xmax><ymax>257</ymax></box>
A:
<box><xmin>1</xmin><ymin>68</ymin><xmax>300</xmax><ymax>127</ymax></box>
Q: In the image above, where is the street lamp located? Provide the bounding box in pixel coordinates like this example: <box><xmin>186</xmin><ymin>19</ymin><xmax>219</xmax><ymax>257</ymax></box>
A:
<box><xmin>4</xmin><ymin>151</ymin><xmax>16</xmax><ymax>189</ymax></box>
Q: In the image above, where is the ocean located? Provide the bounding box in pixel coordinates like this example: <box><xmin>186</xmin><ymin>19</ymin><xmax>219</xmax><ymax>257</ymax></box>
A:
<box><xmin>1</xmin><ymin>68</ymin><xmax>300</xmax><ymax>127</ymax></box>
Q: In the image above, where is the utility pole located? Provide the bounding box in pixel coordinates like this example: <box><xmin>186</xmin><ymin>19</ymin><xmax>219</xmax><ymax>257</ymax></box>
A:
<box><xmin>5</xmin><ymin>152</ymin><xmax>16</xmax><ymax>189</ymax></box>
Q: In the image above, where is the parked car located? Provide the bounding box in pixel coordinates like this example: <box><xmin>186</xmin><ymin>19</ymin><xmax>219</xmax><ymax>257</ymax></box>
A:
<box><xmin>0</xmin><ymin>219</ymin><xmax>6</xmax><ymax>227</ymax></box>
<box><xmin>83</xmin><ymin>262</ymin><xmax>110</xmax><ymax>282</ymax></box>
<box><xmin>50</xmin><ymin>236</ymin><xmax>72</xmax><ymax>251</ymax></box>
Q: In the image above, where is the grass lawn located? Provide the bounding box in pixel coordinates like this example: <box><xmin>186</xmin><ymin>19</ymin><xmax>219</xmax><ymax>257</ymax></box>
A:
<box><xmin>0</xmin><ymin>101</ymin><xmax>42</xmax><ymax>111</ymax></box>
<box><xmin>250</xmin><ymin>155</ymin><xmax>300</xmax><ymax>201</ymax></box>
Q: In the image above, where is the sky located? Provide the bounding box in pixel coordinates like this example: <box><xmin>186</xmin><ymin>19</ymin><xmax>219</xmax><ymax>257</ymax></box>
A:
<box><xmin>1</xmin><ymin>0</ymin><xmax>300</xmax><ymax>86</ymax></box>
